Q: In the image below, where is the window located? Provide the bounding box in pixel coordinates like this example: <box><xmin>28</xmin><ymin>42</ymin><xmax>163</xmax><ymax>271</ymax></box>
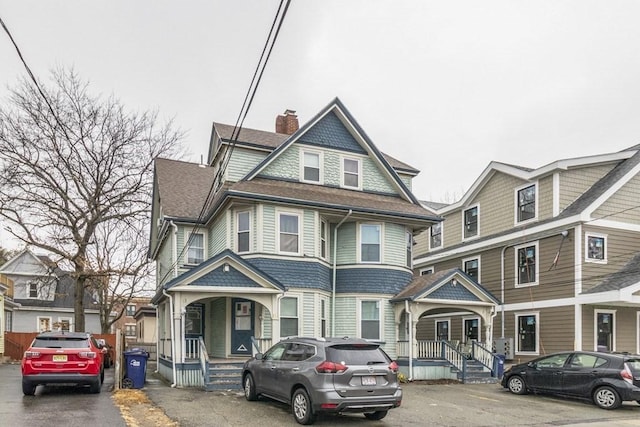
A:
<box><xmin>516</xmin><ymin>313</ymin><xmax>538</xmax><ymax>354</ymax></box>
<box><xmin>29</xmin><ymin>282</ymin><xmax>38</xmax><ymax>298</ymax></box>
<box><xmin>463</xmin><ymin>257</ymin><xmax>480</xmax><ymax>282</ymax></box>
<box><xmin>278</xmin><ymin>213</ymin><xmax>300</xmax><ymax>254</ymax></box>
<box><xmin>463</xmin><ymin>206</ymin><xmax>478</xmax><ymax>238</ymax></box>
<box><xmin>38</xmin><ymin>317</ymin><xmax>51</xmax><ymax>333</ymax></box>
<box><xmin>342</xmin><ymin>158</ymin><xmax>361</xmax><ymax>189</ymax></box>
<box><xmin>126</xmin><ymin>304</ymin><xmax>136</xmax><ymax>317</ymax></box>
<box><xmin>360</xmin><ymin>300</ymin><xmax>381</xmax><ymax>340</ymax></box>
<box><xmin>464</xmin><ymin>318</ymin><xmax>480</xmax><ymax>342</ymax></box>
<box><xmin>516</xmin><ymin>184</ymin><xmax>536</xmax><ymax>222</ymax></box>
<box><xmin>57</xmin><ymin>318</ymin><xmax>71</xmax><ymax>332</ymax></box>
<box><xmin>406</xmin><ymin>230</ymin><xmax>413</xmax><ymax>268</ymax></box>
<box><xmin>125</xmin><ymin>324</ymin><xmax>136</xmax><ymax>337</ymax></box>
<box><xmin>320</xmin><ymin>299</ymin><xmax>328</xmax><ymax>338</ymax></box>
<box><xmin>320</xmin><ymin>220</ymin><xmax>329</xmax><ymax>259</ymax></box>
<box><xmin>302</xmin><ymin>151</ymin><xmax>321</xmax><ymax>183</ymax></box>
<box><xmin>237</xmin><ymin>211</ymin><xmax>251</xmax><ymax>253</ymax></box>
<box><xmin>280</xmin><ymin>297</ymin><xmax>299</xmax><ymax>337</ymax></box>
<box><xmin>586</xmin><ymin>233</ymin><xmax>607</xmax><ymax>262</ymax></box>
<box><xmin>186</xmin><ymin>231</ymin><xmax>205</xmax><ymax>264</ymax></box>
<box><xmin>430</xmin><ymin>222</ymin><xmax>442</xmax><ymax>249</ymax></box>
<box><xmin>360</xmin><ymin>224</ymin><xmax>381</xmax><ymax>263</ymax></box>
<box><xmin>420</xmin><ymin>267</ymin><xmax>434</xmax><ymax>275</ymax></box>
<box><xmin>516</xmin><ymin>243</ymin><xmax>538</xmax><ymax>286</ymax></box>
<box><xmin>436</xmin><ymin>319</ymin><xmax>450</xmax><ymax>341</ymax></box>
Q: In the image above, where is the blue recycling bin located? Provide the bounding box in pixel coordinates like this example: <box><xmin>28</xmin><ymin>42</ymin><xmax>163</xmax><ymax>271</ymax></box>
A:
<box><xmin>493</xmin><ymin>353</ymin><xmax>505</xmax><ymax>378</ymax></box>
<box><xmin>123</xmin><ymin>348</ymin><xmax>149</xmax><ymax>389</ymax></box>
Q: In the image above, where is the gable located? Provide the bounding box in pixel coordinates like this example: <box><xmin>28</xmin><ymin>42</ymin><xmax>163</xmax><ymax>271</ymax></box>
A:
<box><xmin>428</xmin><ymin>280</ymin><xmax>481</xmax><ymax>302</ymax></box>
<box><xmin>298</xmin><ymin>111</ymin><xmax>366</xmax><ymax>154</ymax></box>
<box><xmin>0</xmin><ymin>250</ymin><xmax>51</xmax><ymax>276</ymax></box>
<box><xmin>591</xmin><ymin>172</ymin><xmax>640</xmax><ymax>225</ymax></box>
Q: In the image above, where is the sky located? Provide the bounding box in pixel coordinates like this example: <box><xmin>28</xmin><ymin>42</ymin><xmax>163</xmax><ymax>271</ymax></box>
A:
<box><xmin>2</xmin><ymin>0</ymin><xmax>640</xmax><ymax>206</ymax></box>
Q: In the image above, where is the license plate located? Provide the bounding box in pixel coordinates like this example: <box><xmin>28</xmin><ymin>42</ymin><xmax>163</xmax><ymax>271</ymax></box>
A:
<box><xmin>53</xmin><ymin>355</ymin><xmax>67</xmax><ymax>362</ymax></box>
<box><xmin>361</xmin><ymin>376</ymin><xmax>377</xmax><ymax>386</ymax></box>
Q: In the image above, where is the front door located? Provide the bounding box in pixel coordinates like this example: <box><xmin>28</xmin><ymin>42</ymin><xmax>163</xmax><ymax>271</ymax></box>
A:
<box><xmin>597</xmin><ymin>312</ymin><xmax>614</xmax><ymax>351</ymax></box>
<box><xmin>231</xmin><ymin>298</ymin><xmax>255</xmax><ymax>355</ymax></box>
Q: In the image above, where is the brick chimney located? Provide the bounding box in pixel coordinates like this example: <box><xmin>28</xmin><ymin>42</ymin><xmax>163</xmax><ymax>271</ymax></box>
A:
<box><xmin>275</xmin><ymin>109</ymin><xmax>299</xmax><ymax>135</ymax></box>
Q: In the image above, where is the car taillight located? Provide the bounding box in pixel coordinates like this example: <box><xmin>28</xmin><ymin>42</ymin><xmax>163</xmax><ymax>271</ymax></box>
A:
<box><xmin>621</xmin><ymin>364</ymin><xmax>634</xmax><ymax>385</ymax></box>
<box><xmin>389</xmin><ymin>361</ymin><xmax>399</xmax><ymax>373</ymax></box>
<box><xmin>79</xmin><ymin>351</ymin><xmax>97</xmax><ymax>359</ymax></box>
<box><xmin>316</xmin><ymin>361</ymin><xmax>347</xmax><ymax>374</ymax></box>
<box><xmin>24</xmin><ymin>351</ymin><xmax>41</xmax><ymax>359</ymax></box>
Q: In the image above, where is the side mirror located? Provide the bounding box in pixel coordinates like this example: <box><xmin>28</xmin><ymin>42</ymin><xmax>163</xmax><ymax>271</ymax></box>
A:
<box><xmin>96</xmin><ymin>338</ymin><xmax>106</xmax><ymax>349</ymax></box>
<box><xmin>255</xmin><ymin>353</ymin><xmax>264</xmax><ymax>360</ymax></box>
<box><xmin>527</xmin><ymin>362</ymin><xmax>536</xmax><ymax>369</ymax></box>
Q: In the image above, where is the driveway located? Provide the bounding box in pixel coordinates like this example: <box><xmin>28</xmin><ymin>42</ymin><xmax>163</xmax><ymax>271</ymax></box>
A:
<box><xmin>0</xmin><ymin>362</ymin><xmax>126</xmax><ymax>427</ymax></box>
<box><xmin>142</xmin><ymin>372</ymin><xmax>640</xmax><ymax>426</ymax></box>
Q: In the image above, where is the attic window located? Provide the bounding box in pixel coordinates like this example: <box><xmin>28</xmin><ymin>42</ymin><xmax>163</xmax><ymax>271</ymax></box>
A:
<box><xmin>29</xmin><ymin>282</ymin><xmax>38</xmax><ymax>298</ymax></box>
<box><xmin>342</xmin><ymin>157</ymin><xmax>361</xmax><ymax>189</ymax></box>
<box><xmin>516</xmin><ymin>184</ymin><xmax>537</xmax><ymax>222</ymax></box>
<box><xmin>463</xmin><ymin>206</ymin><xmax>479</xmax><ymax>239</ymax></box>
<box><xmin>302</xmin><ymin>151</ymin><xmax>321</xmax><ymax>183</ymax></box>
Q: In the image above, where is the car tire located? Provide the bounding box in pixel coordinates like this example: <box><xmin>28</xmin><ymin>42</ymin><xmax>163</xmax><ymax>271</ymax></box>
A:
<box><xmin>90</xmin><ymin>375</ymin><xmax>102</xmax><ymax>394</ymax></box>
<box><xmin>593</xmin><ymin>386</ymin><xmax>621</xmax><ymax>409</ymax></box>
<box><xmin>292</xmin><ymin>388</ymin><xmax>316</xmax><ymax>425</ymax></box>
<box><xmin>22</xmin><ymin>379</ymin><xmax>36</xmax><ymax>396</ymax></box>
<box><xmin>507</xmin><ymin>375</ymin><xmax>527</xmax><ymax>395</ymax></box>
<box><xmin>100</xmin><ymin>369</ymin><xmax>105</xmax><ymax>383</ymax></box>
<box><xmin>364</xmin><ymin>411</ymin><xmax>388</xmax><ymax>420</ymax></box>
<box><xmin>244</xmin><ymin>374</ymin><xmax>258</xmax><ymax>401</ymax></box>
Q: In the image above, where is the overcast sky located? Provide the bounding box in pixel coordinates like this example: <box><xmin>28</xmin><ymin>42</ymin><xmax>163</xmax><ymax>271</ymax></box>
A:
<box><xmin>2</xmin><ymin>0</ymin><xmax>640</xmax><ymax>205</ymax></box>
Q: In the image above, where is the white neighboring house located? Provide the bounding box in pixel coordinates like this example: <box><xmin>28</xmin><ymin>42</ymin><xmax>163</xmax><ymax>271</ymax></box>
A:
<box><xmin>0</xmin><ymin>249</ymin><xmax>101</xmax><ymax>333</ymax></box>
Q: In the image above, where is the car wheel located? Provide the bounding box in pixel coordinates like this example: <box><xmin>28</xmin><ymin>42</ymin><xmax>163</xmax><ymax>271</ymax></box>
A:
<box><xmin>90</xmin><ymin>375</ymin><xmax>102</xmax><ymax>394</ymax></box>
<box><xmin>593</xmin><ymin>386</ymin><xmax>621</xmax><ymax>409</ymax></box>
<box><xmin>507</xmin><ymin>375</ymin><xmax>527</xmax><ymax>395</ymax></box>
<box><xmin>22</xmin><ymin>379</ymin><xmax>36</xmax><ymax>396</ymax></box>
<box><xmin>364</xmin><ymin>411</ymin><xmax>388</xmax><ymax>420</ymax></box>
<box><xmin>292</xmin><ymin>388</ymin><xmax>316</xmax><ymax>425</ymax></box>
<box><xmin>244</xmin><ymin>374</ymin><xmax>258</xmax><ymax>401</ymax></box>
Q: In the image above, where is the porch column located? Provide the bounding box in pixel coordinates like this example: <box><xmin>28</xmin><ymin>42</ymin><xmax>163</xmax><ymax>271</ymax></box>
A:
<box><xmin>173</xmin><ymin>294</ymin><xmax>185</xmax><ymax>364</ymax></box>
<box><xmin>271</xmin><ymin>294</ymin><xmax>281</xmax><ymax>343</ymax></box>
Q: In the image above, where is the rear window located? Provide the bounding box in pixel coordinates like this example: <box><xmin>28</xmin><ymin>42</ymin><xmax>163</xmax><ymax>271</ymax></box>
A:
<box><xmin>625</xmin><ymin>359</ymin><xmax>640</xmax><ymax>374</ymax></box>
<box><xmin>32</xmin><ymin>337</ymin><xmax>90</xmax><ymax>348</ymax></box>
<box><xmin>326</xmin><ymin>344</ymin><xmax>390</xmax><ymax>365</ymax></box>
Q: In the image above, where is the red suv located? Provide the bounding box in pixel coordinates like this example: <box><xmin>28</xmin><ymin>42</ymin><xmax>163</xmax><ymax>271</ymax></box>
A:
<box><xmin>21</xmin><ymin>331</ymin><xmax>105</xmax><ymax>395</ymax></box>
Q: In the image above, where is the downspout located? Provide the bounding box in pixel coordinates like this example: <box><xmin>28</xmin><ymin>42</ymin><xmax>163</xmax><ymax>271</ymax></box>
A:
<box><xmin>500</xmin><ymin>246</ymin><xmax>507</xmax><ymax>339</ymax></box>
<box><xmin>154</xmin><ymin>303</ymin><xmax>159</xmax><ymax>372</ymax></box>
<box><xmin>405</xmin><ymin>299</ymin><xmax>413</xmax><ymax>381</ymax></box>
<box><xmin>163</xmin><ymin>289</ymin><xmax>177</xmax><ymax>388</ymax></box>
<box><xmin>332</xmin><ymin>209</ymin><xmax>352</xmax><ymax>337</ymax></box>
<box><xmin>170</xmin><ymin>221</ymin><xmax>178</xmax><ymax>278</ymax></box>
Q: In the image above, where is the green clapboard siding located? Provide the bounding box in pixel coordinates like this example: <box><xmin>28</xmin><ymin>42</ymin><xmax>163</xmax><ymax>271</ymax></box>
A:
<box><xmin>228</xmin><ymin>147</ymin><xmax>268</xmax><ymax>182</ymax></box>
<box><xmin>304</xmin><ymin>210</ymin><xmax>316</xmax><ymax>256</ymax></box>
<box><xmin>262</xmin><ymin>205</ymin><xmax>276</xmax><ymax>253</ymax></box>
<box><xmin>303</xmin><ymin>293</ymin><xmax>315</xmax><ymax>336</ymax></box>
<box><xmin>210</xmin><ymin>216</ymin><xmax>227</xmax><ymax>255</ymax></box>
<box><xmin>334</xmin><ymin>296</ymin><xmax>357</xmax><ymax>337</ymax></box>
<box><xmin>384</xmin><ymin>223</ymin><xmax>407</xmax><ymax>266</ymax></box>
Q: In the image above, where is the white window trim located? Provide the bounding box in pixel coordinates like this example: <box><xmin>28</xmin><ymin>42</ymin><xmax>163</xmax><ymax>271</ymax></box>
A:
<box><xmin>280</xmin><ymin>294</ymin><xmax>301</xmax><ymax>337</ymax></box>
<box><xmin>184</xmin><ymin>227</ymin><xmax>207</xmax><ymax>265</ymax></box>
<box><xmin>420</xmin><ymin>266</ymin><xmax>435</xmax><ymax>275</ymax></box>
<box><xmin>594</xmin><ymin>309</ymin><xmax>616</xmax><ymax>352</ymax></box>
<box><xmin>300</xmin><ymin>149</ymin><xmax>323</xmax><ymax>184</ymax></box>
<box><xmin>318</xmin><ymin>296</ymin><xmax>329</xmax><ymax>338</ymax></box>
<box><xmin>357</xmin><ymin>298</ymin><xmax>383</xmax><ymax>341</ymax></box>
<box><xmin>37</xmin><ymin>316</ymin><xmax>52</xmax><ymax>333</ymax></box>
<box><xmin>585</xmin><ymin>232</ymin><xmax>607</xmax><ymax>264</ymax></box>
<box><xmin>462</xmin><ymin>316</ymin><xmax>481</xmax><ymax>343</ymax></box>
<box><xmin>429</xmin><ymin>222</ymin><xmax>443</xmax><ymax>250</ymax></box>
<box><xmin>515</xmin><ymin>311</ymin><xmax>539</xmax><ymax>355</ymax></box>
<box><xmin>276</xmin><ymin>209</ymin><xmax>303</xmax><ymax>255</ymax></box>
<box><xmin>236</xmin><ymin>210</ymin><xmax>252</xmax><ymax>253</ymax></box>
<box><xmin>462</xmin><ymin>255</ymin><xmax>481</xmax><ymax>283</ymax></box>
<box><xmin>57</xmin><ymin>316</ymin><xmax>73</xmax><ymax>332</ymax></box>
<box><xmin>435</xmin><ymin>318</ymin><xmax>451</xmax><ymax>341</ymax></box>
<box><xmin>320</xmin><ymin>219</ymin><xmax>329</xmax><ymax>261</ymax></box>
<box><xmin>358</xmin><ymin>222</ymin><xmax>383</xmax><ymax>264</ymax></box>
<box><xmin>125</xmin><ymin>322</ymin><xmax>136</xmax><ymax>337</ymax></box>
<box><xmin>28</xmin><ymin>282</ymin><xmax>38</xmax><ymax>299</ymax></box>
<box><xmin>514</xmin><ymin>241</ymin><xmax>539</xmax><ymax>288</ymax></box>
<box><xmin>340</xmin><ymin>156</ymin><xmax>363</xmax><ymax>190</ymax></box>
<box><xmin>406</xmin><ymin>229</ymin><xmax>413</xmax><ymax>269</ymax></box>
<box><xmin>514</xmin><ymin>182</ymin><xmax>538</xmax><ymax>225</ymax></box>
<box><xmin>462</xmin><ymin>204</ymin><xmax>480</xmax><ymax>241</ymax></box>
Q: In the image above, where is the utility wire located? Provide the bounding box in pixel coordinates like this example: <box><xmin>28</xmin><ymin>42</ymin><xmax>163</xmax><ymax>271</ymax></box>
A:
<box><xmin>158</xmin><ymin>0</ymin><xmax>292</xmax><ymax>287</ymax></box>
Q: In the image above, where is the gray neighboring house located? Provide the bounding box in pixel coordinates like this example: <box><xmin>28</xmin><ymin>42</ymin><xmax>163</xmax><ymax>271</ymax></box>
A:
<box><xmin>0</xmin><ymin>249</ymin><xmax>100</xmax><ymax>333</ymax></box>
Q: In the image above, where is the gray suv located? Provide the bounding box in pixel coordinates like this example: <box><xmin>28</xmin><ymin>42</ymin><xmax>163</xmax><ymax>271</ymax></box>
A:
<box><xmin>242</xmin><ymin>337</ymin><xmax>402</xmax><ymax>425</ymax></box>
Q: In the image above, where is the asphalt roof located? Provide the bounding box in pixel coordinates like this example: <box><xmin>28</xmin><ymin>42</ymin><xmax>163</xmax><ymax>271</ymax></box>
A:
<box><xmin>582</xmin><ymin>252</ymin><xmax>640</xmax><ymax>294</ymax></box>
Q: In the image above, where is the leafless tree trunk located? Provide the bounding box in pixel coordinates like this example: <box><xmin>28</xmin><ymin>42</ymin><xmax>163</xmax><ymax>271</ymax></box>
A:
<box><xmin>0</xmin><ymin>68</ymin><xmax>182</xmax><ymax>331</ymax></box>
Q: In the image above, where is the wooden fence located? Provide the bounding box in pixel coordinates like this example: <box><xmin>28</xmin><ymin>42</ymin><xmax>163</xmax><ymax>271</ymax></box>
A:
<box><xmin>3</xmin><ymin>332</ymin><xmax>116</xmax><ymax>361</ymax></box>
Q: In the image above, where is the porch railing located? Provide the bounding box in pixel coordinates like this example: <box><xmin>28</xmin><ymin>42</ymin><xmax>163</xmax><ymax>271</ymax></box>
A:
<box><xmin>250</xmin><ymin>337</ymin><xmax>272</xmax><ymax>354</ymax></box>
<box><xmin>442</xmin><ymin>341</ymin><xmax>466</xmax><ymax>373</ymax></box>
<box><xmin>186</xmin><ymin>337</ymin><xmax>199</xmax><ymax>359</ymax></box>
<box><xmin>198</xmin><ymin>336</ymin><xmax>209</xmax><ymax>386</ymax></box>
<box><xmin>472</xmin><ymin>341</ymin><xmax>496</xmax><ymax>373</ymax></box>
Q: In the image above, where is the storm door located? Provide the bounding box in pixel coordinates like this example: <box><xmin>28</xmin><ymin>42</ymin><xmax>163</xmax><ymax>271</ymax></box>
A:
<box><xmin>231</xmin><ymin>298</ymin><xmax>255</xmax><ymax>355</ymax></box>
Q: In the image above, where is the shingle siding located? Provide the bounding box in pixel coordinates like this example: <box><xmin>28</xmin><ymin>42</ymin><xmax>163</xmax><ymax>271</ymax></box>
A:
<box><xmin>262</xmin><ymin>144</ymin><xmax>300</xmax><ymax>180</ymax></box>
<box><xmin>336</xmin><ymin>268</ymin><xmax>412</xmax><ymax>294</ymax></box>
<box><xmin>363</xmin><ymin>157</ymin><xmax>396</xmax><ymax>194</ymax></box>
<box><xmin>299</xmin><ymin>111</ymin><xmax>367</xmax><ymax>154</ymax></box>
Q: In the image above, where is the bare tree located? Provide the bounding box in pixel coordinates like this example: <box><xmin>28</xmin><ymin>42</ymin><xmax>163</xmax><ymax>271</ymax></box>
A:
<box><xmin>0</xmin><ymin>68</ymin><xmax>182</xmax><ymax>331</ymax></box>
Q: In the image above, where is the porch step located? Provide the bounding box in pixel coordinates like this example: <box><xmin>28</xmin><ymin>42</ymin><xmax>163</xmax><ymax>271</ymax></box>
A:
<box><xmin>455</xmin><ymin>360</ymin><xmax>499</xmax><ymax>384</ymax></box>
<box><xmin>206</xmin><ymin>362</ymin><xmax>244</xmax><ymax>391</ymax></box>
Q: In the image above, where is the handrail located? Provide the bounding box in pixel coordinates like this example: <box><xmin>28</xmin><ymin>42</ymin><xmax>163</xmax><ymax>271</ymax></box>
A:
<box><xmin>442</xmin><ymin>341</ymin><xmax>466</xmax><ymax>375</ymax></box>
<box><xmin>198</xmin><ymin>336</ymin><xmax>209</xmax><ymax>386</ymax></box>
<box><xmin>472</xmin><ymin>341</ymin><xmax>497</xmax><ymax>375</ymax></box>
<box><xmin>250</xmin><ymin>336</ymin><xmax>261</xmax><ymax>354</ymax></box>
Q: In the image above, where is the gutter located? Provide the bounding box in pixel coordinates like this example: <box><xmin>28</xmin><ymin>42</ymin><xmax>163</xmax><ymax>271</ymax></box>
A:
<box><xmin>331</xmin><ymin>209</ymin><xmax>352</xmax><ymax>337</ymax></box>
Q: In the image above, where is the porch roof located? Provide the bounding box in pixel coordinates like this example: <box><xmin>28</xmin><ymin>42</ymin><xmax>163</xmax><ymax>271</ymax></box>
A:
<box><xmin>582</xmin><ymin>251</ymin><xmax>640</xmax><ymax>294</ymax></box>
<box><xmin>390</xmin><ymin>268</ymin><xmax>500</xmax><ymax>305</ymax></box>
